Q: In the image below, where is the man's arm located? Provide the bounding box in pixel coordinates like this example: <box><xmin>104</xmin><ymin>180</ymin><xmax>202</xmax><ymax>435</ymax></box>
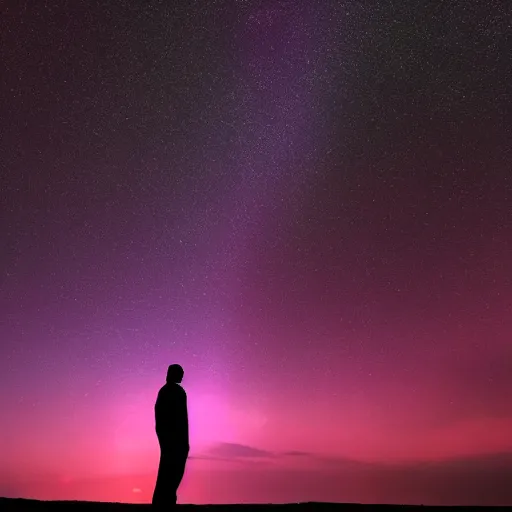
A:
<box><xmin>182</xmin><ymin>389</ymin><xmax>189</xmax><ymax>451</ymax></box>
<box><xmin>154</xmin><ymin>389</ymin><xmax>162</xmax><ymax>431</ymax></box>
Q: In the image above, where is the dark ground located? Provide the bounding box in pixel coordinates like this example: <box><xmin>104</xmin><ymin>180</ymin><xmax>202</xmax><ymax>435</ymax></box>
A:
<box><xmin>1</xmin><ymin>498</ymin><xmax>511</xmax><ymax>512</ymax></box>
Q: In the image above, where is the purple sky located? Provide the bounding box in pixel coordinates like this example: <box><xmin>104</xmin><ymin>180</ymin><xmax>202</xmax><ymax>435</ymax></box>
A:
<box><xmin>1</xmin><ymin>0</ymin><xmax>511</xmax><ymax>506</ymax></box>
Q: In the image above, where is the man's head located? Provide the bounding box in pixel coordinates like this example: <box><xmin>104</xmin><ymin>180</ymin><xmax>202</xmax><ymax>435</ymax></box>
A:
<box><xmin>167</xmin><ymin>364</ymin><xmax>184</xmax><ymax>383</ymax></box>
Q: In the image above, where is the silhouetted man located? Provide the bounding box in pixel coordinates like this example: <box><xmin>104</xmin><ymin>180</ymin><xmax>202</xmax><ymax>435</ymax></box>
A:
<box><xmin>152</xmin><ymin>364</ymin><xmax>189</xmax><ymax>507</ymax></box>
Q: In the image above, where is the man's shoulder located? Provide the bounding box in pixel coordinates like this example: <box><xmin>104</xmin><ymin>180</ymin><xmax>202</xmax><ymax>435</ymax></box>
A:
<box><xmin>159</xmin><ymin>383</ymin><xmax>186</xmax><ymax>396</ymax></box>
<box><xmin>174</xmin><ymin>383</ymin><xmax>186</xmax><ymax>395</ymax></box>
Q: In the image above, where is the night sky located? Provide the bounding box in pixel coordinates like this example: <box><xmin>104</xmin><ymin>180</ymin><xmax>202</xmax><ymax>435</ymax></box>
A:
<box><xmin>1</xmin><ymin>0</ymin><xmax>511</xmax><ymax>506</ymax></box>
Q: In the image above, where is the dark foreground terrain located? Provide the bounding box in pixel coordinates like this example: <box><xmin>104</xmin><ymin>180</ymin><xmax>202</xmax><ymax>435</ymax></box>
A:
<box><xmin>1</xmin><ymin>498</ymin><xmax>511</xmax><ymax>512</ymax></box>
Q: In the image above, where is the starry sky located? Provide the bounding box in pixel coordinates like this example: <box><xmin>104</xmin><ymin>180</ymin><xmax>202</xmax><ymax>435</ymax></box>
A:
<box><xmin>1</xmin><ymin>0</ymin><xmax>511</xmax><ymax>506</ymax></box>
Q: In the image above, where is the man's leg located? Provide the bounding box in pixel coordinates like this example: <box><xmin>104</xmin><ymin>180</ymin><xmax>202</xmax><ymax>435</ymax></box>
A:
<box><xmin>153</xmin><ymin>447</ymin><xmax>177</xmax><ymax>507</ymax></box>
<box><xmin>171</xmin><ymin>454</ymin><xmax>188</xmax><ymax>503</ymax></box>
<box><xmin>152</xmin><ymin>451</ymin><xmax>164</xmax><ymax>507</ymax></box>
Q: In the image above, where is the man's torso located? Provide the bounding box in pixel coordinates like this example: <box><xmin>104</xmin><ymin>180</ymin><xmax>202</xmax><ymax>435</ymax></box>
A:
<box><xmin>155</xmin><ymin>383</ymin><xmax>189</xmax><ymax>449</ymax></box>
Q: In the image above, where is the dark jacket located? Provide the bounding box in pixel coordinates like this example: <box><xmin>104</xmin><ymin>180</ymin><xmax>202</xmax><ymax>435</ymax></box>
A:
<box><xmin>155</xmin><ymin>382</ymin><xmax>189</xmax><ymax>451</ymax></box>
